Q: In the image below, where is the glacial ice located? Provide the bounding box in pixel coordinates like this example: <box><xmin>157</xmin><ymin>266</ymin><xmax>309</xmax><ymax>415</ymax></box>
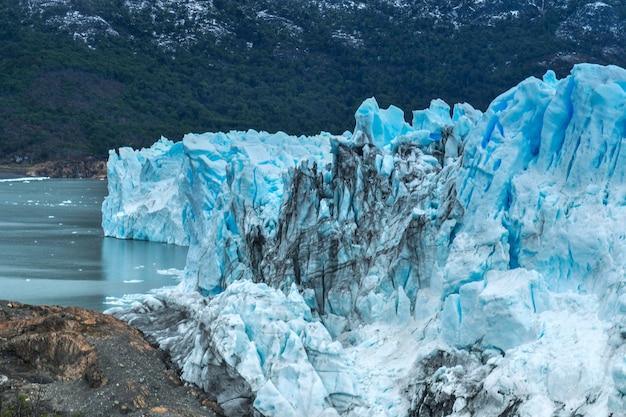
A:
<box><xmin>102</xmin><ymin>137</ymin><xmax>189</xmax><ymax>245</ymax></box>
<box><xmin>105</xmin><ymin>63</ymin><xmax>626</xmax><ymax>417</ymax></box>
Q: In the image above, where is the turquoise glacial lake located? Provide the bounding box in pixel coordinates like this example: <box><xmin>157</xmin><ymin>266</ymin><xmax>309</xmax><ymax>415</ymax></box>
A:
<box><xmin>0</xmin><ymin>176</ymin><xmax>188</xmax><ymax>311</ymax></box>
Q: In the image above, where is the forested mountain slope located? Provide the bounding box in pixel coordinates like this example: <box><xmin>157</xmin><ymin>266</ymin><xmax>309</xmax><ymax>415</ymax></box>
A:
<box><xmin>1</xmin><ymin>0</ymin><xmax>624</xmax><ymax>163</ymax></box>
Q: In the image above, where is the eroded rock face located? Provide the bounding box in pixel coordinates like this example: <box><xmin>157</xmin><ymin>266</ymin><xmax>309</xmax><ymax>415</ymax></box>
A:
<box><xmin>0</xmin><ymin>300</ymin><xmax>219</xmax><ymax>417</ymax></box>
<box><xmin>0</xmin><ymin>302</ymin><xmax>123</xmax><ymax>382</ymax></box>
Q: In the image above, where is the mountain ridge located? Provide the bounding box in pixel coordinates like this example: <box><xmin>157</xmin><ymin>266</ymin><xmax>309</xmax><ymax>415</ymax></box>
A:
<box><xmin>1</xmin><ymin>0</ymin><xmax>624</xmax><ymax>164</ymax></box>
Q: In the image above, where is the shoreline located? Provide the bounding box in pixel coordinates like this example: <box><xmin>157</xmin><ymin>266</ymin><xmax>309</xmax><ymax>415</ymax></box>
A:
<box><xmin>0</xmin><ymin>167</ymin><xmax>28</xmax><ymax>179</ymax></box>
<box><xmin>0</xmin><ymin>158</ymin><xmax>107</xmax><ymax>179</ymax></box>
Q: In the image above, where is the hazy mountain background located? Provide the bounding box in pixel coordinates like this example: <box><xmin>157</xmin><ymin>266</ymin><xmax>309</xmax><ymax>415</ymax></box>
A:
<box><xmin>1</xmin><ymin>0</ymin><xmax>624</xmax><ymax>164</ymax></box>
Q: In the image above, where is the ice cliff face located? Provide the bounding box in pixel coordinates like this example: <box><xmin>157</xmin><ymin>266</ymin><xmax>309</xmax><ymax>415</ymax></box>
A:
<box><xmin>103</xmin><ymin>138</ymin><xmax>189</xmax><ymax>245</ymax></box>
<box><xmin>105</xmin><ymin>63</ymin><xmax>626</xmax><ymax>417</ymax></box>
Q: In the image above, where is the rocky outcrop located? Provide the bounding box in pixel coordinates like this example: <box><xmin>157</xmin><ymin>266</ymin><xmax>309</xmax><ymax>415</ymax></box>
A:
<box><xmin>25</xmin><ymin>157</ymin><xmax>107</xmax><ymax>178</ymax></box>
<box><xmin>0</xmin><ymin>300</ymin><xmax>220</xmax><ymax>417</ymax></box>
<box><xmin>1</xmin><ymin>303</ymin><xmax>101</xmax><ymax>383</ymax></box>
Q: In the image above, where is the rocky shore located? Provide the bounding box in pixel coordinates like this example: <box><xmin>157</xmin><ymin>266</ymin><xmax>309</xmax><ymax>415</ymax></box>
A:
<box><xmin>1</xmin><ymin>157</ymin><xmax>108</xmax><ymax>179</ymax></box>
<box><xmin>0</xmin><ymin>300</ymin><xmax>221</xmax><ymax>417</ymax></box>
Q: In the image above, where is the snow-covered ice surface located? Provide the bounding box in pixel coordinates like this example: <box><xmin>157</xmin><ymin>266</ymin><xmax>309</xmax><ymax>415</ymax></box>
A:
<box><xmin>105</xmin><ymin>63</ymin><xmax>626</xmax><ymax>417</ymax></box>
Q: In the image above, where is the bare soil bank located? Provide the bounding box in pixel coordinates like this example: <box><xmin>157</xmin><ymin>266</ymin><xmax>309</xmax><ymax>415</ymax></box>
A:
<box><xmin>0</xmin><ymin>301</ymin><xmax>221</xmax><ymax>417</ymax></box>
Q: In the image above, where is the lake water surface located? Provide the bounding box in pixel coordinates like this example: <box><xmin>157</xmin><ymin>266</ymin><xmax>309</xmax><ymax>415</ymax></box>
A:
<box><xmin>0</xmin><ymin>177</ymin><xmax>188</xmax><ymax>311</ymax></box>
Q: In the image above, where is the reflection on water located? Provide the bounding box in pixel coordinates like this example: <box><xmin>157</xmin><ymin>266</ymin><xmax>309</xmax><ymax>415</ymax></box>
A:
<box><xmin>101</xmin><ymin>237</ymin><xmax>189</xmax><ymax>282</ymax></box>
<box><xmin>0</xmin><ymin>178</ymin><xmax>188</xmax><ymax>311</ymax></box>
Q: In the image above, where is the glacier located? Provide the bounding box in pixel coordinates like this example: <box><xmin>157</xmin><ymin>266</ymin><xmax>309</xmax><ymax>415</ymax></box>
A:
<box><xmin>104</xmin><ymin>63</ymin><xmax>626</xmax><ymax>417</ymax></box>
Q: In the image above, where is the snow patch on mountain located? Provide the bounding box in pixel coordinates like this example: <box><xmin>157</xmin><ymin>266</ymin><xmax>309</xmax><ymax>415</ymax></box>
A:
<box><xmin>23</xmin><ymin>0</ymin><xmax>623</xmax><ymax>53</ymax></box>
<box><xmin>556</xmin><ymin>0</ymin><xmax>625</xmax><ymax>42</ymax></box>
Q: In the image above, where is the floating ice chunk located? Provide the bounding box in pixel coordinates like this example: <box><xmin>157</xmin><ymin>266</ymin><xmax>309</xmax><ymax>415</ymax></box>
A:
<box><xmin>156</xmin><ymin>268</ymin><xmax>184</xmax><ymax>276</ymax></box>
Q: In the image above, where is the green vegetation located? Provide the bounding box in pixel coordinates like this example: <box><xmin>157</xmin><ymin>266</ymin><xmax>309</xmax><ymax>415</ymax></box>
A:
<box><xmin>0</xmin><ymin>0</ymin><xmax>624</xmax><ymax>163</ymax></box>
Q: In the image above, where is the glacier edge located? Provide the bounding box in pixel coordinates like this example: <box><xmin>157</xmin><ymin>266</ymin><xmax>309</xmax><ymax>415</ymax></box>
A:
<box><xmin>105</xmin><ymin>63</ymin><xmax>626</xmax><ymax>417</ymax></box>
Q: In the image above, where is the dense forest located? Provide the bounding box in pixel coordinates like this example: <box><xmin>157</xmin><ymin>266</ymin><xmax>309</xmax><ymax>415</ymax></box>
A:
<box><xmin>0</xmin><ymin>0</ymin><xmax>624</xmax><ymax>164</ymax></box>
